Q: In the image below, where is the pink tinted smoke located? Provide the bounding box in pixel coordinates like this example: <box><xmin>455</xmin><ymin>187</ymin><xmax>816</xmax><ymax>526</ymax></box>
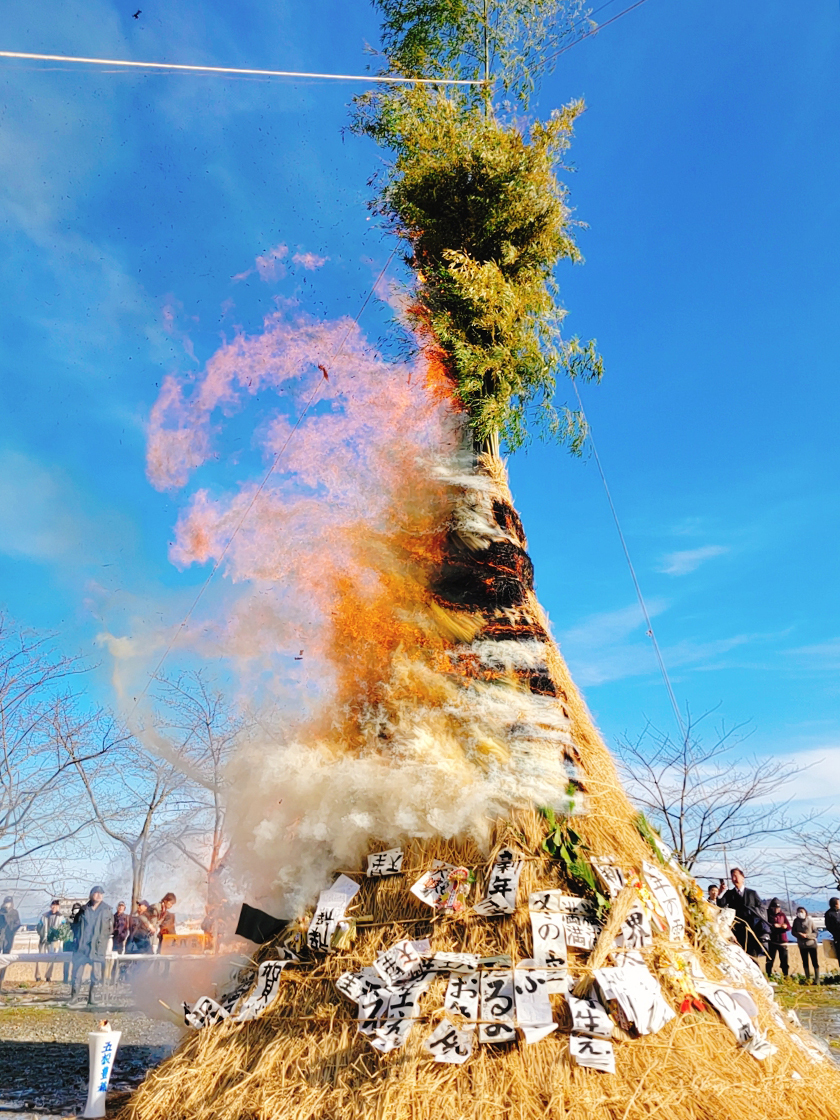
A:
<box><xmin>147</xmin><ymin>309</ymin><xmax>459</xmax><ymax>672</ymax></box>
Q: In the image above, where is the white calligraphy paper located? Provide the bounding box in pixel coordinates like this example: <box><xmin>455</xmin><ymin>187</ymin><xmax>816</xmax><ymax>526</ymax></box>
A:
<box><xmin>695</xmin><ymin>980</ymin><xmax>755</xmax><ymax>1042</ymax></box>
<box><xmin>425</xmin><ymin>1020</ymin><xmax>474</xmax><ymax>1063</ymax></box>
<box><xmin>719</xmin><ymin>943</ymin><xmax>775</xmax><ymax>998</ymax></box>
<box><xmin>592</xmin><ymin>858</ymin><xmax>626</xmax><ymax>899</ymax></box>
<box><xmin>741</xmin><ymin>1028</ymin><xmax>778</xmax><ymax>1061</ymax></box>
<box><xmin>473</xmin><ymin>848</ymin><xmax>524</xmax><ymax>916</ymax></box>
<box><xmin>374</xmin><ymin>939</ymin><xmax>430</xmax><ymax>984</ymax></box>
<box><xmin>562</xmin><ymin>913</ymin><xmax>601</xmax><ymax>952</ymax></box>
<box><xmin>528</xmin><ymin>891</ymin><xmax>598</xmax><ymax>918</ymax></box>
<box><xmin>410</xmin><ymin>862</ymin><xmax>471</xmax><ymax>913</ymax></box>
<box><xmin>642</xmin><ymin>861</ymin><xmax>686</xmax><ymax>941</ymax></box>
<box><xmin>370</xmin><ymin>970</ymin><xmax>434</xmax><ymax>1053</ymax></box>
<box><xmin>694</xmin><ymin>980</ymin><xmax>777</xmax><ymax>1060</ymax></box>
<box><xmin>429</xmin><ymin>951</ymin><xmax>480</xmax><ymax>974</ymax></box>
<box><xmin>357</xmin><ymin>975</ymin><xmax>391</xmax><ymax>1038</ymax></box>
<box><xmin>366</xmin><ymin>848</ymin><xmax>404</xmax><ymax>877</ymax></box>
<box><xmin>307</xmin><ymin>875</ymin><xmax>361</xmax><ymax>953</ymax></box>
<box><xmin>184</xmin><ymin>996</ymin><xmax>230</xmax><ymax>1029</ymax></box>
<box><xmin>614</xmin><ymin>903</ymin><xmax>653</xmax><ymax>950</ymax></box>
<box><xmin>444</xmin><ymin>970</ymin><xmax>481</xmax><ymax>1023</ymax></box>
<box><xmin>336</xmin><ymin>967</ymin><xmax>377</xmax><ymax>1004</ymax></box>
<box><xmin>235</xmin><ymin>960</ymin><xmax>292</xmax><ymax>1022</ymax></box>
<box><xmin>529</xmin><ymin>909</ymin><xmax>567</xmax><ymax>969</ymax></box>
<box><xmin>218</xmin><ymin>980</ymin><xmax>251</xmax><ymax>1018</ymax></box>
<box><xmin>569</xmin><ymin>1033</ymin><xmax>616</xmax><ymax>1073</ymax></box>
<box><xmin>566</xmin><ymin>987</ymin><xmax>613</xmax><ymax>1039</ymax></box>
<box><xmin>594</xmin><ymin>960</ymin><xmax>675</xmax><ymax>1035</ymax></box>
<box><xmin>479</xmin><ymin>969</ymin><xmax>516</xmax><ymax>1043</ymax></box>
<box><xmin>513</xmin><ymin>961</ymin><xmax>556</xmax><ymax>1044</ymax></box>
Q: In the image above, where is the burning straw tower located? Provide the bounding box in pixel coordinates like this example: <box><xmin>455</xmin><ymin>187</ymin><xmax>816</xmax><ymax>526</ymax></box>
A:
<box><xmin>127</xmin><ymin>4</ymin><xmax>840</xmax><ymax>1119</ymax></box>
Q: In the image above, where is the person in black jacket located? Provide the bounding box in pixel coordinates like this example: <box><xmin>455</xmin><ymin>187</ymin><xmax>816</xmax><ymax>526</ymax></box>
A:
<box><xmin>825</xmin><ymin>897</ymin><xmax>840</xmax><ymax>960</ymax></box>
<box><xmin>717</xmin><ymin>868</ymin><xmax>767</xmax><ymax>960</ymax></box>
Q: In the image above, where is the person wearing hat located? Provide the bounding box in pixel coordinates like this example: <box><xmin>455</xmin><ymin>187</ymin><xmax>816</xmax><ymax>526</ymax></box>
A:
<box><xmin>35</xmin><ymin>900</ymin><xmax>66</xmax><ymax>982</ymax></box>
<box><xmin>71</xmin><ymin>885</ymin><xmax>113</xmax><ymax>1005</ymax></box>
<box><xmin>0</xmin><ymin>897</ymin><xmax>21</xmax><ymax>955</ymax></box>
<box><xmin>126</xmin><ymin>899</ymin><xmax>155</xmax><ymax>954</ymax></box>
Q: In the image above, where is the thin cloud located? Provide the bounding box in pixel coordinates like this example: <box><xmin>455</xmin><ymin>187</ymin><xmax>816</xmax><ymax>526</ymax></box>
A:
<box><xmin>0</xmin><ymin>450</ymin><xmax>93</xmax><ymax>563</ymax></box>
<box><xmin>233</xmin><ymin>244</ymin><xmax>289</xmax><ymax>284</ymax></box>
<box><xmin>559</xmin><ymin>601</ymin><xmax>665</xmax><ymax>686</ymax></box>
<box><xmin>659</xmin><ymin>545</ymin><xmax>728</xmax><ymax>576</ymax></box>
<box><xmin>787</xmin><ymin>639</ymin><xmax>840</xmax><ymax>670</ymax></box>
<box><xmin>292</xmin><ymin>251</ymin><xmax>328</xmax><ymax>270</ymax></box>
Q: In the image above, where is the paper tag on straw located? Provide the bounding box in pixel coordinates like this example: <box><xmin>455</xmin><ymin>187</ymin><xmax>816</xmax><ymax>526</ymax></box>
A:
<box><xmin>561</xmin><ymin>913</ymin><xmax>601</xmax><ymax>952</ymax></box>
<box><xmin>642</xmin><ymin>861</ymin><xmax>686</xmax><ymax>941</ymax></box>
<box><xmin>444</xmin><ymin>969</ymin><xmax>480</xmax><ymax>1023</ymax></box>
<box><xmin>410</xmin><ymin>862</ymin><xmax>471</xmax><ymax>913</ymax></box>
<box><xmin>425</xmin><ymin>1020</ymin><xmax>474</xmax><ymax>1063</ymax></box>
<box><xmin>374</xmin><ymin>939</ymin><xmax>429</xmax><ymax>985</ymax></box>
<box><xmin>184</xmin><ymin>996</ymin><xmax>230</xmax><ymax>1029</ymax></box>
<box><xmin>529</xmin><ymin>908</ymin><xmax>567</xmax><ymax>969</ymax></box>
<box><xmin>428</xmin><ymin>951</ymin><xmax>479</xmax><ymax>974</ymax></box>
<box><xmin>479</xmin><ymin>970</ymin><xmax>516</xmax><ymax>1043</ymax></box>
<box><xmin>592</xmin><ymin>858</ymin><xmax>626</xmax><ymax>900</ymax></box>
<box><xmin>473</xmin><ymin>848</ymin><xmax>524</xmax><ymax>915</ymax></box>
<box><xmin>570</xmin><ymin>1033</ymin><xmax>615</xmax><ymax>1073</ymax></box>
<box><xmin>307</xmin><ymin>875</ymin><xmax>361</xmax><ymax>952</ymax></box>
<box><xmin>566</xmin><ymin>987</ymin><xmax>613</xmax><ymax>1039</ymax></box>
<box><xmin>366</xmin><ymin>848</ymin><xmax>404</xmax><ymax>877</ymax></box>
<box><xmin>513</xmin><ymin>961</ymin><xmax>556</xmax><ymax>1044</ymax></box>
<box><xmin>235</xmin><ymin>960</ymin><xmax>292</xmax><ymax>1022</ymax></box>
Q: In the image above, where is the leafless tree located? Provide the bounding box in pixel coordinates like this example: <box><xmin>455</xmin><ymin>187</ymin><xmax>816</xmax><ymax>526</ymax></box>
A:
<box><xmin>56</xmin><ymin>711</ymin><xmax>191</xmax><ymax>910</ymax></box>
<box><xmin>615</xmin><ymin>709</ymin><xmax>813</xmax><ymax>872</ymax></box>
<box><xmin>149</xmin><ymin>670</ymin><xmax>245</xmax><ymax>909</ymax></box>
<box><xmin>0</xmin><ymin>615</ymin><xmax>113</xmax><ymax>891</ymax></box>
<box><xmin>793</xmin><ymin>823</ymin><xmax>840</xmax><ymax>893</ymax></box>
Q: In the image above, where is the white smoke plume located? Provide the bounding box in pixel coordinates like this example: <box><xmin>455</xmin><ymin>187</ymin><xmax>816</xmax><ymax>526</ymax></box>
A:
<box><xmin>144</xmin><ymin>305</ymin><xmax>575</xmax><ymax>915</ymax></box>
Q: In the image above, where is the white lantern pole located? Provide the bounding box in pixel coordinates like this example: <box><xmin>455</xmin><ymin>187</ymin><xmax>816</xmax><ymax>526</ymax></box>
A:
<box><xmin>82</xmin><ymin>1021</ymin><xmax>122</xmax><ymax>1119</ymax></box>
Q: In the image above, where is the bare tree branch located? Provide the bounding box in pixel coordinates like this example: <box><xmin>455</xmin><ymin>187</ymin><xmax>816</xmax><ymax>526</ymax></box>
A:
<box><xmin>615</xmin><ymin>708</ymin><xmax>817</xmax><ymax>872</ymax></box>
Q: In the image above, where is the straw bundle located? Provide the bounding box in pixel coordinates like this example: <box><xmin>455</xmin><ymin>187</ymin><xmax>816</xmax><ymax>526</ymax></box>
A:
<box><xmin>122</xmin><ymin>455</ymin><xmax>840</xmax><ymax>1120</ymax></box>
<box><xmin>122</xmin><ymin>811</ymin><xmax>840</xmax><ymax>1120</ymax></box>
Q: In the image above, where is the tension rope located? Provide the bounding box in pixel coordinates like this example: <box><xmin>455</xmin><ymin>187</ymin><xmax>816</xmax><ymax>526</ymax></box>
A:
<box><xmin>571</xmin><ymin>379</ymin><xmax>687</xmax><ymax>741</ymax></box>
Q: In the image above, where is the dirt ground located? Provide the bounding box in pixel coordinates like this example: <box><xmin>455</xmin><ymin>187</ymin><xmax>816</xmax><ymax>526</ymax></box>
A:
<box><xmin>0</xmin><ymin>981</ymin><xmax>181</xmax><ymax>1117</ymax></box>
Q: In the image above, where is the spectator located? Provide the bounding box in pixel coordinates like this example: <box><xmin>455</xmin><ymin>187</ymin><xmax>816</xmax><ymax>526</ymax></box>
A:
<box><xmin>146</xmin><ymin>903</ymin><xmax>162</xmax><ymax>952</ymax></box>
<box><xmin>62</xmin><ymin>903</ymin><xmax>85</xmax><ymax>985</ymax></box>
<box><xmin>791</xmin><ymin>906</ymin><xmax>820</xmax><ymax>985</ymax></box>
<box><xmin>126</xmin><ymin>901</ymin><xmax>155</xmax><ymax>955</ymax></box>
<box><xmin>71</xmin><ymin>885</ymin><xmax>113</xmax><ymax>1005</ymax></box>
<box><xmin>717</xmin><ymin>869</ymin><xmax>768</xmax><ymax>960</ymax></box>
<box><xmin>35</xmin><ymin>900</ymin><xmax>65</xmax><ymax>983</ymax></box>
<box><xmin>157</xmin><ymin>892</ymin><xmax>177</xmax><ymax>949</ymax></box>
<box><xmin>0</xmin><ymin>897</ymin><xmax>21</xmax><ymax>954</ymax></box>
<box><xmin>824</xmin><ymin>897</ymin><xmax>840</xmax><ymax>960</ymax></box>
<box><xmin>765</xmin><ymin>898</ymin><xmax>791</xmax><ymax>978</ymax></box>
<box><xmin>112</xmin><ymin>902</ymin><xmax>130</xmax><ymax>954</ymax></box>
<box><xmin>707</xmin><ymin>885</ymin><xmax>720</xmax><ymax>905</ymax></box>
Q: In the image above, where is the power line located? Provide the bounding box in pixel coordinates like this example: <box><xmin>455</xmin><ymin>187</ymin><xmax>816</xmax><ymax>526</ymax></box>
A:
<box><xmin>128</xmin><ymin>251</ymin><xmax>396</xmax><ymax>718</ymax></box>
<box><xmin>571</xmin><ymin>380</ymin><xmax>687</xmax><ymax>742</ymax></box>
<box><xmin>0</xmin><ymin>50</ymin><xmax>485</xmax><ymax>84</ymax></box>
<box><xmin>547</xmin><ymin>0</ymin><xmax>654</xmax><ymax>66</ymax></box>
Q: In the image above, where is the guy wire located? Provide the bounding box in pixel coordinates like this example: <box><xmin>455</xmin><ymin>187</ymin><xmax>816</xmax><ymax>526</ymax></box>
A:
<box><xmin>571</xmin><ymin>379</ymin><xmax>687</xmax><ymax>742</ymax></box>
<box><xmin>545</xmin><ymin>0</ymin><xmax>654</xmax><ymax>66</ymax></box>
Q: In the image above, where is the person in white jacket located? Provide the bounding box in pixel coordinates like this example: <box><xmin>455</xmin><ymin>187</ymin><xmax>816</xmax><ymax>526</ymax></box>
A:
<box><xmin>35</xmin><ymin>899</ymin><xmax>66</xmax><ymax>982</ymax></box>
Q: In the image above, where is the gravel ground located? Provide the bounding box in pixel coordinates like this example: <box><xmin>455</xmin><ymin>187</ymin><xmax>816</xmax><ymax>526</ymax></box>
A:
<box><xmin>0</xmin><ymin>983</ymin><xmax>181</xmax><ymax>1116</ymax></box>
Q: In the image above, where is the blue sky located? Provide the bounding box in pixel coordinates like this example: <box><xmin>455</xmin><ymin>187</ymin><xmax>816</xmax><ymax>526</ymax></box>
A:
<box><xmin>1</xmin><ymin>0</ymin><xmax>839</xmax><ymax>895</ymax></box>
